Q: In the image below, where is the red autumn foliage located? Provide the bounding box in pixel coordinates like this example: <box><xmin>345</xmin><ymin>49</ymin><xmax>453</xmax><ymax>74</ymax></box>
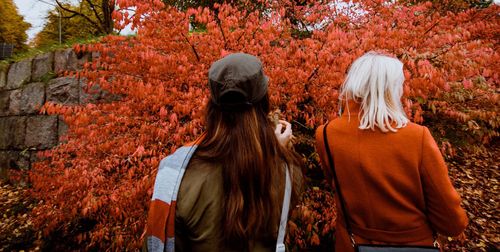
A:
<box><xmin>27</xmin><ymin>0</ymin><xmax>498</xmax><ymax>250</ymax></box>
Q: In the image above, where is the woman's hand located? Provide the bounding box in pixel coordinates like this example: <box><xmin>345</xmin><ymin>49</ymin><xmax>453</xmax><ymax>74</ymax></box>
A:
<box><xmin>274</xmin><ymin>120</ymin><xmax>293</xmax><ymax>147</ymax></box>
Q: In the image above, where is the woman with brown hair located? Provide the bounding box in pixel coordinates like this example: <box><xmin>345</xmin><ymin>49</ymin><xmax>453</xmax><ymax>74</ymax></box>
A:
<box><xmin>144</xmin><ymin>53</ymin><xmax>302</xmax><ymax>252</ymax></box>
<box><xmin>315</xmin><ymin>52</ymin><xmax>468</xmax><ymax>251</ymax></box>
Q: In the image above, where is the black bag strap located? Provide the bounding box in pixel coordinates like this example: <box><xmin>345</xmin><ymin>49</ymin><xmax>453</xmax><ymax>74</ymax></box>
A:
<box><xmin>322</xmin><ymin>122</ymin><xmax>356</xmax><ymax>246</ymax></box>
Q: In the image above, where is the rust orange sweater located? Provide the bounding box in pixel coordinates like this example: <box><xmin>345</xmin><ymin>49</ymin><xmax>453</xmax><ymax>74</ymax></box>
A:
<box><xmin>315</xmin><ymin>103</ymin><xmax>468</xmax><ymax>251</ymax></box>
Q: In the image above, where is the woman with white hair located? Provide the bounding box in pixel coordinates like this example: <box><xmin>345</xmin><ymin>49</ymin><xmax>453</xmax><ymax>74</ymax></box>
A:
<box><xmin>315</xmin><ymin>52</ymin><xmax>468</xmax><ymax>251</ymax></box>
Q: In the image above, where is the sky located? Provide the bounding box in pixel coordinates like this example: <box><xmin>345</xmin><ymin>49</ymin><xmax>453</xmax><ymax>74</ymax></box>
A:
<box><xmin>13</xmin><ymin>0</ymin><xmax>135</xmax><ymax>43</ymax></box>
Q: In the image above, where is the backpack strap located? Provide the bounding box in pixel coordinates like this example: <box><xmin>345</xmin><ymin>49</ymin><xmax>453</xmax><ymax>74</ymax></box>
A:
<box><xmin>276</xmin><ymin>164</ymin><xmax>292</xmax><ymax>252</ymax></box>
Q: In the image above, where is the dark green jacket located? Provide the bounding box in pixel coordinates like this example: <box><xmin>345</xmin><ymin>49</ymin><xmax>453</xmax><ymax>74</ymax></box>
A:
<box><xmin>174</xmin><ymin>156</ymin><xmax>278</xmax><ymax>252</ymax></box>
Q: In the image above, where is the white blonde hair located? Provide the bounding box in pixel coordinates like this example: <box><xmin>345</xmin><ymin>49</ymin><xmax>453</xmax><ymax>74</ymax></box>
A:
<box><xmin>340</xmin><ymin>51</ymin><xmax>409</xmax><ymax>132</ymax></box>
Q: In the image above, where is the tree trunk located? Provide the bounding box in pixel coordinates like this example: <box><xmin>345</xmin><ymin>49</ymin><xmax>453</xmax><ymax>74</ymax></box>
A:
<box><xmin>102</xmin><ymin>0</ymin><xmax>115</xmax><ymax>34</ymax></box>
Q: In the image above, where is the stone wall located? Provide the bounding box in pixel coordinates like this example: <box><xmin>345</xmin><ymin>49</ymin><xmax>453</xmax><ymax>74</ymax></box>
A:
<box><xmin>0</xmin><ymin>48</ymin><xmax>103</xmax><ymax>178</ymax></box>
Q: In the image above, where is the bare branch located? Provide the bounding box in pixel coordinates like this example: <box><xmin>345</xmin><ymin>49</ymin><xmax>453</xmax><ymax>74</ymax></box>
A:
<box><xmin>85</xmin><ymin>0</ymin><xmax>104</xmax><ymax>26</ymax></box>
<box><xmin>181</xmin><ymin>33</ymin><xmax>200</xmax><ymax>62</ymax></box>
<box><xmin>54</xmin><ymin>0</ymin><xmax>105</xmax><ymax>34</ymax></box>
<box><xmin>307</xmin><ymin>66</ymin><xmax>319</xmax><ymax>83</ymax></box>
<box><xmin>424</xmin><ymin>20</ymin><xmax>441</xmax><ymax>35</ymax></box>
<box><xmin>304</xmin><ymin>66</ymin><xmax>319</xmax><ymax>93</ymax></box>
<box><xmin>213</xmin><ymin>10</ymin><xmax>228</xmax><ymax>50</ymax></box>
<box><xmin>61</xmin><ymin>13</ymin><xmax>79</xmax><ymax>19</ymax></box>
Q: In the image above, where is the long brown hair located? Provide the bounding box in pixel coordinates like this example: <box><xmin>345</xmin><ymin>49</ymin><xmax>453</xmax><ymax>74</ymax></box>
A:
<box><xmin>195</xmin><ymin>93</ymin><xmax>302</xmax><ymax>248</ymax></box>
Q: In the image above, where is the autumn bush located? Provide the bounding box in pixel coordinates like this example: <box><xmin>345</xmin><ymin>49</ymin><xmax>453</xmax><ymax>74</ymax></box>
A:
<box><xmin>27</xmin><ymin>0</ymin><xmax>499</xmax><ymax>250</ymax></box>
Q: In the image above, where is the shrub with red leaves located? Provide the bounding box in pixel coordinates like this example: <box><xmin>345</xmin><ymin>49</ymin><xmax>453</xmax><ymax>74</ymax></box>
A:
<box><xmin>27</xmin><ymin>0</ymin><xmax>498</xmax><ymax>249</ymax></box>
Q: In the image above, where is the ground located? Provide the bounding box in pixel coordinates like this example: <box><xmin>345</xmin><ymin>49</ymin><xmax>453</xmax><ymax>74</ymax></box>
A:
<box><xmin>0</xmin><ymin>142</ymin><xmax>498</xmax><ymax>251</ymax></box>
<box><xmin>444</xmin><ymin>143</ymin><xmax>499</xmax><ymax>251</ymax></box>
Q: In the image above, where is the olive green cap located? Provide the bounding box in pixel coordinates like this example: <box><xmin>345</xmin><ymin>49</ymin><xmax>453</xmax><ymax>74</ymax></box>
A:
<box><xmin>208</xmin><ymin>53</ymin><xmax>269</xmax><ymax>110</ymax></box>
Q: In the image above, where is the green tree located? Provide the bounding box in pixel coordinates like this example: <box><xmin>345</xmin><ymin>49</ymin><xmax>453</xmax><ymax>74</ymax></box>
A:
<box><xmin>54</xmin><ymin>0</ymin><xmax>115</xmax><ymax>34</ymax></box>
<box><xmin>35</xmin><ymin>3</ymin><xmax>98</xmax><ymax>46</ymax></box>
<box><xmin>35</xmin><ymin>0</ymin><xmax>114</xmax><ymax>47</ymax></box>
<box><xmin>0</xmin><ymin>0</ymin><xmax>31</xmax><ymax>52</ymax></box>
